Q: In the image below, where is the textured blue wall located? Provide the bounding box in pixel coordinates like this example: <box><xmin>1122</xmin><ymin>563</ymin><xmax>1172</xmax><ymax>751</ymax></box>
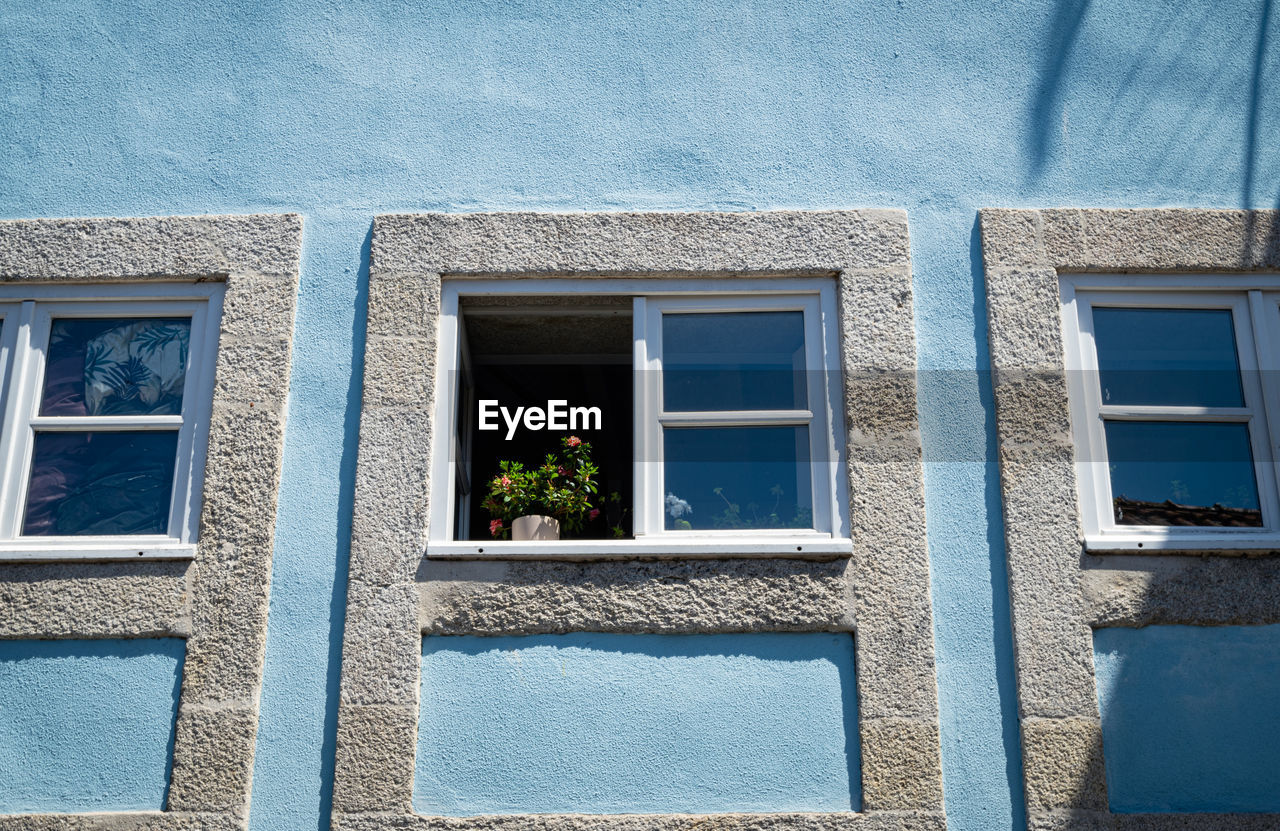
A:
<box><xmin>0</xmin><ymin>638</ymin><xmax>184</xmax><ymax>814</ymax></box>
<box><xmin>1094</xmin><ymin>625</ymin><xmax>1280</xmax><ymax>813</ymax></box>
<box><xmin>416</xmin><ymin>633</ymin><xmax>859</xmax><ymax>815</ymax></box>
<box><xmin>1</xmin><ymin>1</ymin><xmax>1277</xmax><ymax>829</ymax></box>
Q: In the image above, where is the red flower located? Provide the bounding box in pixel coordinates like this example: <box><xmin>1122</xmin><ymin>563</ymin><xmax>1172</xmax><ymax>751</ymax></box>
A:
<box><xmin>589</xmin><ymin>508</ymin><xmax>601</xmax><ymax>521</ymax></box>
<box><xmin>500</xmin><ymin>476</ymin><xmax>512</xmax><ymax>489</ymax></box>
<box><xmin>558</xmin><ymin>466</ymin><xmax>569</xmax><ymax>476</ymax></box>
<box><xmin>489</xmin><ymin>519</ymin><xmax>504</xmax><ymax>537</ymax></box>
<box><xmin>566</xmin><ymin>436</ymin><xmax>582</xmax><ymax>447</ymax></box>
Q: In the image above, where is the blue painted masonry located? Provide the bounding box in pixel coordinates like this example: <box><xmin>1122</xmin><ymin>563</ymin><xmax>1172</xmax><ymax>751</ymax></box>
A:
<box><xmin>0</xmin><ymin>638</ymin><xmax>184</xmax><ymax>814</ymax></box>
<box><xmin>1</xmin><ymin>2</ymin><xmax>1278</xmax><ymax>830</ymax></box>
<box><xmin>416</xmin><ymin>633</ymin><xmax>859</xmax><ymax>816</ymax></box>
<box><xmin>1093</xmin><ymin>625</ymin><xmax>1280</xmax><ymax>813</ymax></box>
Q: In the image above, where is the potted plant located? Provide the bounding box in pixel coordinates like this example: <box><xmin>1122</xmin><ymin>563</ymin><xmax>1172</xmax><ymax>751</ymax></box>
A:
<box><xmin>483</xmin><ymin>436</ymin><xmax>599</xmax><ymax>541</ymax></box>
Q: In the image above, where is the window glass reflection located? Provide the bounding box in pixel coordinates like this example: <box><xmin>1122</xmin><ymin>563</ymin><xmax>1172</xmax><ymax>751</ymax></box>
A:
<box><xmin>663</xmin><ymin>312</ymin><xmax>806</xmax><ymax>411</ymax></box>
<box><xmin>41</xmin><ymin>318</ymin><xmax>191</xmax><ymax>417</ymax></box>
<box><xmin>1093</xmin><ymin>308</ymin><xmax>1243</xmax><ymax>407</ymax></box>
<box><xmin>1105</xmin><ymin>421</ymin><xmax>1261</xmax><ymax>526</ymax></box>
<box><xmin>662</xmin><ymin>426</ymin><xmax>813</xmax><ymax>530</ymax></box>
<box><xmin>22</xmin><ymin>431</ymin><xmax>179</xmax><ymax>536</ymax></box>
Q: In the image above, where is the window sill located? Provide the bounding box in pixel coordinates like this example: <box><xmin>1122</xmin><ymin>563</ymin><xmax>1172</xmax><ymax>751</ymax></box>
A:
<box><xmin>426</xmin><ymin>536</ymin><xmax>854</xmax><ymax>561</ymax></box>
<box><xmin>0</xmin><ymin>543</ymin><xmax>197</xmax><ymax>562</ymax></box>
<box><xmin>1085</xmin><ymin>532</ymin><xmax>1280</xmax><ymax>554</ymax></box>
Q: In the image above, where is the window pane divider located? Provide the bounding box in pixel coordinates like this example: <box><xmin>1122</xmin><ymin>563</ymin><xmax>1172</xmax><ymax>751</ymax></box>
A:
<box><xmin>28</xmin><ymin>415</ymin><xmax>184</xmax><ymax>429</ymax></box>
<box><xmin>1098</xmin><ymin>407</ymin><xmax>1253</xmax><ymax>421</ymax></box>
<box><xmin>659</xmin><ymin>409</ymin><xmax>813</xmax><ymax>426</ymax></box>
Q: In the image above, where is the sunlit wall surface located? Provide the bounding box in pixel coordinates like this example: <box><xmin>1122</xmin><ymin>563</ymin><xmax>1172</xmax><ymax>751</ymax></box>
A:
<box><xmin>415</xmin><ymin>633</ymin><xmax>859</xmax><ymax>815</ymax></box>
<box><xmin>0</xmin><ymin>638</ymin><xmax>184</xmax><ymax>813</ymax></box>
<box><xmin>2</xmin><ymin>2</ymin><xmax>1277</xmax><ymax>830</ymax></box>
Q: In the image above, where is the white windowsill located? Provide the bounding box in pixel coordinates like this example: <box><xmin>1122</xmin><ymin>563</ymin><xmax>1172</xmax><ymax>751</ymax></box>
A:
<box><xmin>426</xmin><ymin>536</ymin><xmax>854</xmax><ymax>561</ymax></box>
<box><xmin>1085</xmin><ymin>532</ymin><xmax>1280</xmax><ymax>553</ymax></box>
<box><xmin>0</xmin><ymin>543</ymin><xmax>197</xmax><ymax>562</ymax></box>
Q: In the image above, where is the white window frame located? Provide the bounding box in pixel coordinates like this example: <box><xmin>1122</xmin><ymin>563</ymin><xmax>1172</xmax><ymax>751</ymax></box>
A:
<box><xmin>1062</xmin><ymin>274</ymin><xmax>1280</xmax><ymax>551</ymax></box>
<box><xmin>0</xmin><ymin>283</ymin><xmax>222</xmax><ymax>561</ymax></box>
<box><xmin>427</xmin><ymin>277</ymin><xmax>851</xmax><ymax>559</ymax></box>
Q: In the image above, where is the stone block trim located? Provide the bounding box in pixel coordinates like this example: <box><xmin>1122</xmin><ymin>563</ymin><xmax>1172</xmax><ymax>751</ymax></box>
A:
<box><xmin>416</xmin><ymin>558</ymin><xmax>855</xmax><ymax>635</ymax></box>
<box><xmin>980</xmin><ymin>208</ymin><xmax>1280</xmax><ymax>830</ymax></box>
<box><xmin>336</xmin><ymin>211</ymin><xmax>945</xmax><ymax>826</ymax></box>
<box><xmin>0</xmin><ymin>215</ymin><xmax>302</xmax><ymax>829</ymax></box>
<box><xmin>0</xmin><ymin>561</ymin><xmax>190</xmax><ymax>639</ymax></box>
<box><xmin>330</xmin><ymin>813</ymin><xmax>947</xmax><ymax>831</ymax></box>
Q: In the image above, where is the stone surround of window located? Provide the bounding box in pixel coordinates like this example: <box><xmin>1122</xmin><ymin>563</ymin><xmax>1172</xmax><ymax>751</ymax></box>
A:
<box><xmin>0</xmin><ymin>214</ymin><xmax>301</xmax><ymax>830</ymax></box>
<box><xmin>980</xmin><ymin>207</ymin><xmax>1280</xmax><ymax>831</ymax></box>
<box><xmin>336</xmin><ymin>210</ymin><xmax>946</xmax><ymax>830</ymax></box>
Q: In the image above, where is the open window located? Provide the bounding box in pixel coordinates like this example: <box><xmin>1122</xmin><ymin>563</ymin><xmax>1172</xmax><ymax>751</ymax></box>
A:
<box><xmin>454</xmin><ymin>297</ymin><xmax>634</xmax><ymax>540</ymax></box>
<box><xmin>429</xmin><ymin>278</ymin><xmax>850</xmax><ymax>558</ymax></box>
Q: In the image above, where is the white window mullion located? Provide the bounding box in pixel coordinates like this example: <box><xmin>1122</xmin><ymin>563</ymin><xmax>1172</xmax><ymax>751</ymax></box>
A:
<box><xmin>1239</xmin><ymin>290</ymin><xmax>1280</xmax><ymax>532</ymax></box>
<box><xmin>818</xmin><ymin>282</ymin><xmax>849</xmax><ymax>539</ymax></box>
<box><xmin>659</xmin><ymin>410</ymin><xmax>814</xmax><ymax>426</ymax></box>
<box><xmin>176</xmin><ymin>292</ymin><xmax>223</xmax><ymax>542</ymax></box>
<box><xmin>28</xmin><ymin>415</ymin><xmax>185</xmax><ymax>429</ymax></box>
<box><xmin>1065</xmin><ymin>289</ymin><xmax>1114</xmax><ymax>538</ymax></box>
<box><xmin>635</xmin><ymin>296</ymin><xmax>662</xmax><ymax>536</ymax></box>
<box><xmin>0</xmin><ymin>302</ymin><xmax>40</xmax><ymax>538</ymax></box>
<box><xmin>1097</xmin><ymin>407</ymin><xmax>1253</xmax><ymax>421</ymax></box>
<box><xmin>428</xmin><ymin>288</ymin><xmax>462</xmax><ymax>543</ymax></box>
<box><xmin>801</xmin><ymin>293</ymin><xmax>832</xmax><ymax>535</ymax></box>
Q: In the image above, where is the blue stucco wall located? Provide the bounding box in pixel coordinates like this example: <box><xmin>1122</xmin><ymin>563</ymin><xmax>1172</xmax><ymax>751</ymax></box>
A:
<box><xmin>0</xmin><ymin>638</ymin><xmax>184</xmax><ymax>814</ymax></box>
<box><xmin>1093</xmin><ymin>625</ymin><xmax>1280</xmax><ymax>813</ymax></box>
<box><xmin>1</xmin><ymin>1</ymin><xmax>1277</xmax><ymax>829</ymax></box>
<box><xmin>416</xmin><ymin>633</ymin><xmax>859</xmax><ymax>815</ymax></box>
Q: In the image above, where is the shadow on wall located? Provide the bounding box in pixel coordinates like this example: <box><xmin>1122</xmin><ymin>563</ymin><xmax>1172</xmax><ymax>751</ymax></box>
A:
<box><xmin>1245</xmin><ymin>0</ymin><xmax>1280</xmax><ymax>260</ymax></box>
<box><xmin>1026</xmin><ymin>0</ymin><xmax>1279</xmax><ymax>220</ymax></box>
<box><xmin>1092</xmin><ymin>625</ymin><xmax>1280</xmax><ymax>812</ymax></box>
<box><xmin>1024</xmin><ymin>0</ymin><xmax>1091</xmax><ymax>180</ymax></box>
<box><xmin>965</xmin><ymin>215</ymin><xmax>1028</xmax><ymax>830</ymax></box>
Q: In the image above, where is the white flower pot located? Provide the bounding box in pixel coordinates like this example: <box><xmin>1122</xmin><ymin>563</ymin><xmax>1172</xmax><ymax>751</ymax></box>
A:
<box><xmin>512</xmin><ymin>514</ymin><xmax>560</xmax><ymax>541</ymax></box>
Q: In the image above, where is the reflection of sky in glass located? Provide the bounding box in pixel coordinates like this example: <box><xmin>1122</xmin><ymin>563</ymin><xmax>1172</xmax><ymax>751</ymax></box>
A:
<box><xmin>1105</xmin><ymin>421</ymin><xmax>1260</xmax><ymax>526</ymax></box>
<box><xmin>1092</xmin><ymin>308</ymin><xmax>1243</xmax><ymax>407</ymax></box>
<box><xmin>41</xmin><ymin>318</ymin><xmax>190</xmax><ymax>417</ymax></box>
<box><xmin>663</xmin><ymin>312</ymin><xmax>806</xmax><ymax>411</ymax></box>
<box><xmin>23</xmin><ymin>432</ymin><xmax>178</xmax><ymax>536</ymax></box>
<box><xmin>663</xmin><ymin>426</ymin><xmax>812</xmax><ymax>530</ymax></box>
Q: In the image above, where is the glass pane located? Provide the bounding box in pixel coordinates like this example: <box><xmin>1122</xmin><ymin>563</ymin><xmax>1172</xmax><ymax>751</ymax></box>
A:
<box><xmin>662</xmin><ymin>426</ymin><xmax>813</xmax><ymax>530</ymax></box>
<box><xmin>41</xmin><ymin>318</ymin><xmax>191</xmax><ymax>416</ymax></box>
<box><xmin>1105</xmin><ymin>421</ymin><xmax>1261</xmax><ymax>527</ymax></box>
<box><xmin>663</xmin><ymin>311</ymin><xmax>807</xmax><ymax>411</ymax></box>
<box><xmin>1092</xmin><ymin>308</ymin><xmax>1243</xmax><ymax>407</ymax></box>
<box><xmin>22</xmin><ymin>431</ymin><xmax>178</xmax><ymax>536</ymax></box>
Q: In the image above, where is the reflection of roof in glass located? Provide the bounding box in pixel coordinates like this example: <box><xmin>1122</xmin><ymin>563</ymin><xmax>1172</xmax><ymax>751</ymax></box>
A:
<box><xmin>1113</xmin><ymin>496</ymin><xmax>1263</xmax><ymax>528</ymax></box>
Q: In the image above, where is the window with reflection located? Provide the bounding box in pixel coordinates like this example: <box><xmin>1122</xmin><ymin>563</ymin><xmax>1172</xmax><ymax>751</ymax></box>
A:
<box><xmin>0</xmin><ymin>296</ymin><xmax>219</xmax><ymax>554</ymax></box>
<box><xmin>1067</xmin><ymin>289</ymin><xmax>1280</xmax><ymax>545</ymax></box>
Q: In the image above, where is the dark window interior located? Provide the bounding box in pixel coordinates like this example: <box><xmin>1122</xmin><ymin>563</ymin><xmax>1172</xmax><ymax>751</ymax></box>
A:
<box><xmin>456</xmin><ymin>297</ymin><xmax>633</xmax><ymax>540</ymax></box>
